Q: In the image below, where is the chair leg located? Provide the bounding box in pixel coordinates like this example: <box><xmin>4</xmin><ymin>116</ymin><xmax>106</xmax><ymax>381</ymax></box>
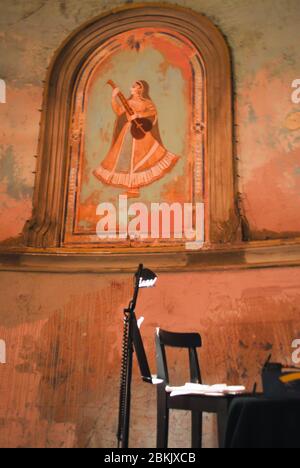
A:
<box><xmin>217</xmin><ymin>408</ymin><xmax>228</xmax><ymax>449</ymax></box>
<box><xmin>191</xmin><ymin>411</ymin><xmax>202</xmax><ymax>448</ymax></box>
<box><xmin>157</xmin><ymin>387</ymin><xmax>169</xmax><ymax>448</ymax></box>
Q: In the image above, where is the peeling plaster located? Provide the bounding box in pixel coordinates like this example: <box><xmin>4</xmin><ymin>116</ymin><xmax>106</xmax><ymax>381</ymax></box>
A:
<box><xmin>1</xmin><ymin>1</ymin><xmax>300</xmax><ymax>448</ymax></box>
<box><xmin>0</xmin><ymin>0</ymin><xmax>300</xmax><ymax>86</ymax></box>
<box><xmin>1</xmin><ymin>269</ymin><xmax>300</xmax><ymax>447</ymax></box>
<box><xmin>285</xmin><ymin>112</ymin><xmax>300</xmax><ymax>131</ymax></box>
<box><xmin>247</xmin><ymin>104</ymin><xmax>258</xmax><ymax>123</ymax></box>
<box><xmin>0</xmin><ymin>1</ymin><xmax>300</xmax><ymax>240</ymax></box>
<box><xmin>0</xmin><ymin>145</ymin><xmax>32</xmax><ymax>200</ymax></box>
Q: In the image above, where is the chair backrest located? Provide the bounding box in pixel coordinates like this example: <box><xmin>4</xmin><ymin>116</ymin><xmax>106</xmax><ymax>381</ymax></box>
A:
<box><xmin>155</xmin><ymin>328</ymin><xmax>202</xmax><ymax>385</ymax></box>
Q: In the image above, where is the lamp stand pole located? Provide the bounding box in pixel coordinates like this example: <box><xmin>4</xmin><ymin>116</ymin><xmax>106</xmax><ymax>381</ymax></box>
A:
<box><xmin>117</xmin><ymin>265</ymin><xmax>143</xmax><ymax>448</ymax></box>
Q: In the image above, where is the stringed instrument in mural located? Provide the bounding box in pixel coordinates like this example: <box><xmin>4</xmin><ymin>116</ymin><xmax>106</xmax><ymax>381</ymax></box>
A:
<box><xmin>107</xmin><ymin>80</ymin><xmax>153</xmax><ymax>140</ymax></box>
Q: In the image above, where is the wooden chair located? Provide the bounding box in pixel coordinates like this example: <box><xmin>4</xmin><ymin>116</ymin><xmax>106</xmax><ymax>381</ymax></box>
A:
<box><xmin>156</xmin><ymin>329</ymin><xmax>248</xmax><ymax>448</ymax></box>
<box><xmin>155</xmin><ymin>328</ymin><xmax>203</xmax><ymax>448</ymax></box>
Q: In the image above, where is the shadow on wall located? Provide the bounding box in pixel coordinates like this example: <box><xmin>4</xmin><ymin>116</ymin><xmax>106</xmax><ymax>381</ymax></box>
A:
<box><xmin>33</xmin><ymin>282</ymin><xmax>130</xmax><ymax>447</ymax></box>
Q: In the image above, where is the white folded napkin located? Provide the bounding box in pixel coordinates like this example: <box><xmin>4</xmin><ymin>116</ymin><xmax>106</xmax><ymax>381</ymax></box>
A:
<box><xmin>168</xmin><ymin>383</ymin><xmax>245</xmax><ymax>397</ymax></box>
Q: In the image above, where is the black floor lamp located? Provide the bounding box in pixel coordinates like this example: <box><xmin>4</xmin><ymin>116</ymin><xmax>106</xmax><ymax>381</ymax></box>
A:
<box><xmin>117</xmin><ymin>264</ymin><xmax>158</xmax><ymax>448</ymax></box>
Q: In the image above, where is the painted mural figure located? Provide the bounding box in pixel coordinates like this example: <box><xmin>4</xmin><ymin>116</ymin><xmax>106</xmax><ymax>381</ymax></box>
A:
<box><xmin>93</xmin><ymin>80</ymin><xmax>179</xmax><ymax>197</ymax></box>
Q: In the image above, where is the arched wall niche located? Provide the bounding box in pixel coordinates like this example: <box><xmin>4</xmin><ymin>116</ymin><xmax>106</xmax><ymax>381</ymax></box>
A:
<box><xmin>24</xmin><ymin>4</ymin><xmax>240</xmax><ymax>250</ymax></box>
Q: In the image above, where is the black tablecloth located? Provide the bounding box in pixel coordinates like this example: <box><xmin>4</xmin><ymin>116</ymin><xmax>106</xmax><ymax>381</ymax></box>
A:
<box><xmin>225</xmin><ymin>397</ymin><xmax>300</xmax><ymax>448</ymax></box>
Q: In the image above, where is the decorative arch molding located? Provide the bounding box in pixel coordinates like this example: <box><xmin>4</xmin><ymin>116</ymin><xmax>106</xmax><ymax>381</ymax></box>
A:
<box><xmin>24</xmin><ymin>4</ymin><xmax>240</xmax><ymax>249</ymax></box>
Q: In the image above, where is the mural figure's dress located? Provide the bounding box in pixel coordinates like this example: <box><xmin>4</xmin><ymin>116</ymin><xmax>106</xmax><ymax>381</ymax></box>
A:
<box><xmin>94</xmin><ymin>82</ymin><xmax>179</xmax><ymax>195</ymax></box>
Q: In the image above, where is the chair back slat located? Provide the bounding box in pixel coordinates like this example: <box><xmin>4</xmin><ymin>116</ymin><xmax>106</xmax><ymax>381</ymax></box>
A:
<box><xmin>158</xmin><ymin>329</ymin><xmax>202</xmax><ymax>348</ymax></box>
<box><xmin>155</xmin><ymin>332</ymin><xmax>169</xmax><ymax>382</ymax></box>
<box><xmin>155</xmin><ymin>328</ymin><xmax>202</xmax><ymax>385</ymax></box>
<box><xmin>189</xmin><ymin>348</ymin><xmax>202</xmax><ymax>383</ymax></box>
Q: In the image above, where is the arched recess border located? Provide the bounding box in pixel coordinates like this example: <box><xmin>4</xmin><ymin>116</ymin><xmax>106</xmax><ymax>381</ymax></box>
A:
<box><xmin>24</xmin><ymin>4</ymin><xmax>240</xmax><ymax>248</ymax></box>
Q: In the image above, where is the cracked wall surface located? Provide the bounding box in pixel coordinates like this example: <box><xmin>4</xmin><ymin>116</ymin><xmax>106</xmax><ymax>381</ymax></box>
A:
<box><xmin>0</xmin><ymin>268</ymin><xmax>300</xmax><ymax>448</ymax></box>
<box><xmin>1</xmin><ymin>0</ymin><xmax>300</xmax><ymax>241</ymax></box>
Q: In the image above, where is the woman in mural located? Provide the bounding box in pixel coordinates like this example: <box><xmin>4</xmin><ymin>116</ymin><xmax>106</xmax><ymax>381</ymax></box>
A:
<box><xmin>93</xmin><ymin>80</ymin><xmax>179</xmax><ymax>197</ymax></box>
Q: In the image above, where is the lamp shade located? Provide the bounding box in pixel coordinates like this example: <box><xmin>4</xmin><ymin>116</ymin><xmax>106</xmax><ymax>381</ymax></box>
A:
<box><xmin>138</xmin><ymin>267</ymin><xmax>158</xmax><ymax>288</ymax></box>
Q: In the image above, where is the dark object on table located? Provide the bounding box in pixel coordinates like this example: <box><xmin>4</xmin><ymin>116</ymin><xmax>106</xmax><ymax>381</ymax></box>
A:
<box><xmin>262</xmin><ymin>362</ymin><xmax>300</xmax><ymax>398</ymax></box>
<box><xmin>225</xmin><ymin>397</ymin><xmax>300</xmax><ymax>448</ymax></box>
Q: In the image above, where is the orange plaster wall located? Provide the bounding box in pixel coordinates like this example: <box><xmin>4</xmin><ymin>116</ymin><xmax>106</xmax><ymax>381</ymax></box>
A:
<box><xmin>237</xmin><ymin>66</ymin><xmax>300</xmax><ymax>237</ymax></box>
<box><xmin>1</xmin><ymin>1</ymin><xmax>300</xmax><ymax>241</ymax></box>
<box><xmin>0</xmin><ymin>268</ymin><xmax>300</xmax><ymax>447</ymax></box>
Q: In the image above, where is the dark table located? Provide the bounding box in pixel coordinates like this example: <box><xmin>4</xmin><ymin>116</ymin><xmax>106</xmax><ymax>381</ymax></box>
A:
<box><xmin>225</xmin><ymin>396</ymin><xmax>300</xmax><ymax>448</ymax></box>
